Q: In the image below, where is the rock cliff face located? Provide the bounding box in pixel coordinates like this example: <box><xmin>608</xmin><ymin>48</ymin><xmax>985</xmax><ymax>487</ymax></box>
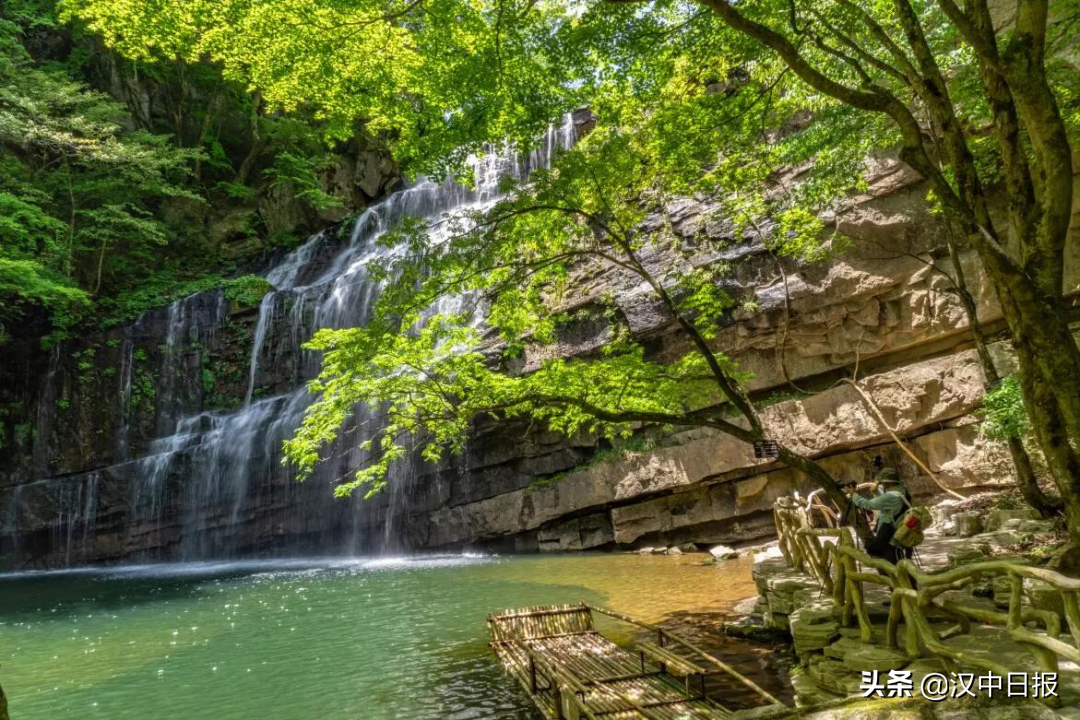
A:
<box><xmin>1</xmin><ymin>146</ymin><xmax>1077</xmax><ymax>568</ymax></box>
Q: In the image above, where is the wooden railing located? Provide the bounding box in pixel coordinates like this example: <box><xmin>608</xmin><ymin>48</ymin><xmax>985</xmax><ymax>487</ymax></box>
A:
<box><xmin>772</xmin><ymin>495</ymin><xmax>838</xmax><ymax>593</ymax></box>
<box><xmin>772</xmin><ymin>497</ymin><xmax>1079</xmax><ymax>707</ymax></box>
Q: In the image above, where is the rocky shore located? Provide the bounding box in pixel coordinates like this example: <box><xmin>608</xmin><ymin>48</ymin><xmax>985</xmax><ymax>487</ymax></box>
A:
<box><xmin>714</xmin><ymin>500</ymin><xmax>1079</xmax><ymax>719</ymax></box>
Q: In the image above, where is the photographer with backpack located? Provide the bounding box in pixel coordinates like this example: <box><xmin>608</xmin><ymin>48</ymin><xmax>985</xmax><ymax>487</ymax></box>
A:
<box><xmin>844</xmin><ymin>467</ymin><xmax>916</xmax><ymax>564</ymax></box>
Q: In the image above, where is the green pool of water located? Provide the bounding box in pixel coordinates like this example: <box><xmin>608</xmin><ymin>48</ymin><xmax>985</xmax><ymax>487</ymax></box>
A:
<box><xmin>0</xmin><ymin>553</ymin><xmax>781</xmax><ymax>719</ymax></box>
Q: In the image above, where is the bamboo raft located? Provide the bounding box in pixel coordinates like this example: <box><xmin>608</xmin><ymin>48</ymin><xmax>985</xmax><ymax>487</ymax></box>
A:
<box><xmin>488</xmin><ymin>603</ymin><xmax>788</xmax><ymax>720</ymax></box>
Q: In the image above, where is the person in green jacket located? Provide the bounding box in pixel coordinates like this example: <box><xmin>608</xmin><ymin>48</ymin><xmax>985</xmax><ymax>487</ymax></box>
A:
<box><xmin>845</xmin><ymin>467</ymin><xmax>913</xmax><ymax>564</ymax></box>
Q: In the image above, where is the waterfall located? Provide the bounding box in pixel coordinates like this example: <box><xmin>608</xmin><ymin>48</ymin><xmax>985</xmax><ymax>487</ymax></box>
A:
<box><xmin>156</xmin><ymin>292</ymin><xmax>228</xmax><ymax>436</ymax></box>
<box><xmin>31</xmin><ymin>346</ymin><xmax>61</xmax><ymax>476</ymax></box>
<box><xmin>116</xmin><ymin>318</ymin><xmax>141</xmax><ymax>461</ymax></box>
<box><xmin>244</xmin><ymin>292</ymin><xmax>276</xmax><ymax>406</ymax></box>
<box><xmin>55</xmin><ymin>472</ymin><xmax>100</xmax><ymax>565</ymax></box>
<box><xmin>3</xmin><ymin>114</ymin><xmax>579</xmax><ymax>566</ymax></box>
<box><xmin>0</xmin><ymin>473</ymin><xmax>101</xmax><ymax>568</ymax></box>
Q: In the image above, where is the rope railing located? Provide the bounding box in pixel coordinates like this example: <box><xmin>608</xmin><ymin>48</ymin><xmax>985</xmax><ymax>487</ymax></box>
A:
<box><xmin>772</xmin><ymin>496</ymin><xmax>1079</xmax><ymax>707</ymax></box>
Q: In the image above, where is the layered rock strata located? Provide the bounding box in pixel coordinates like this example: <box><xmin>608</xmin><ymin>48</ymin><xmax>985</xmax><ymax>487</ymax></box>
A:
<box><xmin>1</xmin><ymin>159</ymin><xmax>1078</xmax><ymax>567</ymax></box>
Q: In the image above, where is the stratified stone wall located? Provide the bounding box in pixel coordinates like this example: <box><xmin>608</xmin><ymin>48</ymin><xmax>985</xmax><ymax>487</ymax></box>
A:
<box><xmin>397</xmin><ymin>161</ymin><xmax>1080</xmax><ymax>554</ymax></box>
<box><xmin>1</xmin><ymin>156</ymin><xmax>1077</xmax><ymax>566</ymax></box>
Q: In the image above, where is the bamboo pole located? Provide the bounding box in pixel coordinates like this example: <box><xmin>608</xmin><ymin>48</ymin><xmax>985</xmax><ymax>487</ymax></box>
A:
<box><xmin>587</xmin><ymin>604</ymin><xmax>785</xmax><ymax>706</ymax></box>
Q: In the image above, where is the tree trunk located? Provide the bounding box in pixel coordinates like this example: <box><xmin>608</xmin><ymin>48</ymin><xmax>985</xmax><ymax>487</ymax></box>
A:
<box><xmin>1014</xmin><ymin>343</ymin><xmax>1080</xmax><ymax>544</ymax></box>
<box><xmin>94</xmin><ymin>237</ymin><xmax>108</xmax><ymax>297</ymax></box>
<box><xmin>974</xmin><ymin>244</ymin><xmax>1080</xmax><ymax>540</ymax></box>
<box><xmin>946</xmin><ymin>242</ymin><xmax>1062</xmax><ymax>518</ymax></box>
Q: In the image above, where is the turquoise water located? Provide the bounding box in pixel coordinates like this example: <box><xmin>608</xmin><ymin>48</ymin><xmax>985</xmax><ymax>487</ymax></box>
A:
<box><xmin>0</xmin><ymin>553</ymin><xmax>783</xmax><ymax>719</ymax></box>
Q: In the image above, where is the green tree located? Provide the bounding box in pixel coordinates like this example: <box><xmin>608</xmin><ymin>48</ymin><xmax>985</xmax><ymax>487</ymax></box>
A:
<box><xmin>68</xmin><ymin>0</ymin><xmax>1080</xmax><ymax>539</ymax></box>
<box><xmin>61</xmin><ymin>0</ymin><xmax>578</xmax><ymax>176</ymax></box>
<box><xmin>1</xmin><ymin>0</ymin><xmax>387</xmax><ymax>338</ymax></box>
<box><xmin>284</xmin><ymin>123</ymin><xmax>858</xmax><ymax>518</ymax></box>
<box><xmin>0</xmin><ymin>11</ymin><xmax>202</xmax><ymax>337</ymax></box>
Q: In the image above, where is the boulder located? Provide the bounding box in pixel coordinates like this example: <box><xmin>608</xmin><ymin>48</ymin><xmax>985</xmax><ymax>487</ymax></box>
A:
<box><xmin>1018</xmin><ymin>519</ymin><xmax>1055</xmax><ymax>534</ymax></box>
<box><xmin>752</xmin><ymin>558</ymin><xmax>822</xmax><ymax>630</ymax></box>
<box><xmin>764</xmin><ymin>609</ymin><xmax>790</xmax><ymax>631</ymax></box>
<box><xmin>987</xmin><ymin>531</ymin><xmax>1023</xmax><ymax>547</ymax></box>
<box><xmin>752</xmin><ymin>556</ymin><xmax>791</xmax><ymax>591</ymax></box>
<box><xmin>931</xmin><ymin>499</ymin><xmax>962</xmax><ymax>527</ymax></box>
<box><xmin>753</xmin><ymin>545</ymin><xmax>785</xmax><ymax>563</ymax></box>
<box><xmin>807</xmin><ymin>655</ymin><xmax>863</xmax><ymax>695</ymax></box>
<box><xmin>991</xmin><ymin>575</ymin><xmax>1013</xmax><ymax>609</ymax></box>
<box><xmin>948</xmin><ymin>546</ymin><xmax>989</xmax><ymax>568</ymax></box>
<box><xmin>665</xmin><ymin>546</ymin><xmax>683</xmax><ymax>556</ymax></box>
<box><xmin>710</xmin><ymin>545</ymin><xmax>740</xmax><ymax>559</ymax></box>
<box><xmin>840</xmin><ymin>644</ymin><xmax>911</xmax><ymax>672</ymax></box>
<box><xmin>985</xmin><ymin>507</ymin><xmax>1040</xmax><ymax>532</ymax></box>
<box><xmin>1023</xmin><ymin>578</ymin><xmax>1066</xmax><ymax>619</ymax></box>
<box><xmin>824</xmin><ymin>636</ymin><xmax>863</xmax><ymax>660</ymax></box>
<box><xmin>732</xmin><ymin>596</ymin><xmax>759</xmax><ymax>616</ymax></box>
<box><xmin>790</xmin><ymin>599</ymin><xmax>841</xmax><ymax>657</ymax></box>
<box><xmin>954</xmin><ymin>512</ymin><xmax>984</xmax><ymax>538</ymax></box>
<box><xmin>790</xmin><ymin>670</ymin><xmax>843</xmax><ymax>706</ymax></box>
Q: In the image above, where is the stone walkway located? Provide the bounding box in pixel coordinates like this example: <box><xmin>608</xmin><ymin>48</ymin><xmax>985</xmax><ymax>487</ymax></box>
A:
<box><xmin>908</xmin><ymin>527</ymin><xmax>1079</xmax><ymax>717</ymax></box>
<box><xmin>750</xmin><ymin>527</ymin><xmax>1080</xmax><ymax>718</ymax></box>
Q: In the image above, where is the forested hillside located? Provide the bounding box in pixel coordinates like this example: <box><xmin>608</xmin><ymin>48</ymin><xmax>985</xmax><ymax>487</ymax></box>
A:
<box><xmin>0</xmin><ymin>0</ymin><xmax>396</xmax><ymax>345</ymax></box>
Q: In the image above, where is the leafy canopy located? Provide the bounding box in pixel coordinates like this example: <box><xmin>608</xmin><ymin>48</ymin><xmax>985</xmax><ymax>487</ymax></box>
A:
<box><xmin>68</xmin><ymin>0</ymin><xmax>1080</xmax><ymax>498</ymax></box>
<box><xmin>63</xmin><ymin>0</ymin><xmax>580</xmax><ymax>178</ymax></box>
<box><xmin>0</xmin><ymin>10</ymin><xmax>203</xmax><ymax>339</ymax></box>
<box><xmin>283</xmin><ymin>115</ymin><xmax>793</xmax><ymax>496</ymax></box>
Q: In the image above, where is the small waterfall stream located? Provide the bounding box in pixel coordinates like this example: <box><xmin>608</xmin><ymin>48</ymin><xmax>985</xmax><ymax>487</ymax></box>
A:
<box><xmin>1</xmin><ymin>116</ymin><xmax>578</xmax><ymax>567</ymax></box>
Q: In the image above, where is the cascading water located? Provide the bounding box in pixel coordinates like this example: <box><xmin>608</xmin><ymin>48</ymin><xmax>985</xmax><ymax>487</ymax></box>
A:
<box><xmin>55</xmin><ymin>471</ymin><xmax>100</xmax><ymax>565</ymax></box>
<box><xmin>1</xmin><ymin>471</ymin><xmax>101</xmax><ymax>566</ymax></box>
<box><xmin>30</xmin><ymin>346</ymin><xmax>60</xmax><ymax>476</ymax></box>
<box><xmin>1</xmin><ymin>115</ymin><xmax>579</xmax><ymax>567</ymax></box>
<box><xmin>115</xmin><ymin>320</ymin><xmax>139</xmax><ymax>461</ymax></box>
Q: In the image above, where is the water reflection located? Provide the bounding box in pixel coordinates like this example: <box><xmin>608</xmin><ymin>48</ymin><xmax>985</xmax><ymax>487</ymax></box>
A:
<box><xmin>0</xmin><ymin>553</ymin><xmax>790</xmax><ymax>719</ymax></box>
